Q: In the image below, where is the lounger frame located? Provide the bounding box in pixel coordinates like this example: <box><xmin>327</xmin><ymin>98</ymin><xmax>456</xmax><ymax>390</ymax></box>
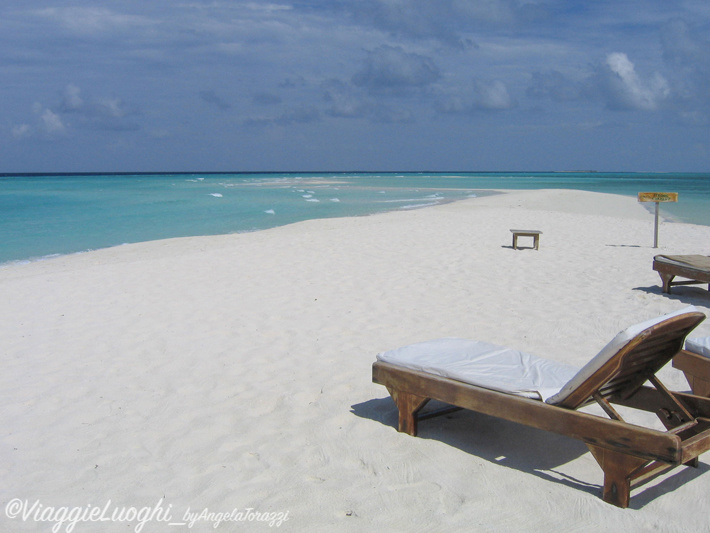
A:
<box><xmin>373</xmin><ymin>312</ymin><xmax>710</xmax><ymax>508</ymax></box>
<box><xmin>653</xmin><ymin>257</ymin><xmax>710</xmax><ymax>294</ymax></box>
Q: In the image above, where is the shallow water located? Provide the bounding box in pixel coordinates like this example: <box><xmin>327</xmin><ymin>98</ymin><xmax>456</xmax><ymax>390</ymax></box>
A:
<box><xmin>1</xmin><ymin>171</ymin><xmax>708</xmax><ymax>265</ymax></box>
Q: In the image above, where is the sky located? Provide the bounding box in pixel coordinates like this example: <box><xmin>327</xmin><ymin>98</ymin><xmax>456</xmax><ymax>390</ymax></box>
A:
<box><xmin>2</xmin><ymin>1</ymin><xmax>710</xmax><ymax>173</ymax></box>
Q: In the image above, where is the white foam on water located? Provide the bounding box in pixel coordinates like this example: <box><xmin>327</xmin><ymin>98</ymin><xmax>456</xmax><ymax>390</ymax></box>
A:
<box><xmin>399</xmin><ymin>201</ymin><xmax>440</xmax><ymax>210</ymax></box>
<box><xmin>306</xmin><ymin>198</ymin><xmax>320</xmax><ymax>202</ymax></box>
<box><xmin>209</xmin><ymin>193</ymin><xmax>223</xmax><ymax>198</ymax></box>
<box><xmin>330</xmin><ymin>198</ymin><xmax>340</xmax><ymax>202</ymax></box>
<box><xmin>377</xmin><ymin>198</ymin><xmax>432</xmax><ymax>203</ymax></box>
<box><xmin>302</xmin><ymin>194</ymin><xmax>313</xmax><ymax>198</ymax></box>
<box><xmin>264</xmin><ymin>209</ymin><xmax>275</xmax><ymax>215</ymax></box>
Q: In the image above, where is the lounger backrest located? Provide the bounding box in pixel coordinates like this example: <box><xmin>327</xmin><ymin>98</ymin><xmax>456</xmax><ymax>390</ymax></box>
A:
<box><xmin>548</xmin><ymin>308</ymin><xmax>705</xmax><ymax>409</ymax></box>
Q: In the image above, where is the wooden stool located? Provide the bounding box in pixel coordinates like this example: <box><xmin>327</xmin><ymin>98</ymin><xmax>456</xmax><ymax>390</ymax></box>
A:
<box><xmin>510</xmin><ymin>229</ymin><xmax>542</xmax><ymax>250</ymax></box>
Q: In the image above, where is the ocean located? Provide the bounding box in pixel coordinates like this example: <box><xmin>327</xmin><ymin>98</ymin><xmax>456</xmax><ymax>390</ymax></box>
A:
<box><xmin>1</xmin><ymin>171</ymin><xmax>708</xmax><ymax>265</ymax></box>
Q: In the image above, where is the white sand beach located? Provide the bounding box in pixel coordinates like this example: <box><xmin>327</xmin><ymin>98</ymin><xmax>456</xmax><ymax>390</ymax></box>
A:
<box><xmin>2</xmin><ymin>189</ymin><xmax>710</xmax><ymax>532</ymax></box>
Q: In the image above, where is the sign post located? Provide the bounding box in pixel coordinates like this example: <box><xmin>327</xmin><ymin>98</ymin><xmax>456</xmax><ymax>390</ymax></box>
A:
<box><xmin>637</xmin><ymin>192</ymin><xmax>678</xmax><ymax>248</ymax></box>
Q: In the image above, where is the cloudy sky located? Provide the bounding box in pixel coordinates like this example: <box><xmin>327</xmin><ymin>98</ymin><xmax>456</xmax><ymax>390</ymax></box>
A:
<box><xmin>2</xmin><ymin>1</ymin><xmax>710</xmax><ymax>172</ymax></box>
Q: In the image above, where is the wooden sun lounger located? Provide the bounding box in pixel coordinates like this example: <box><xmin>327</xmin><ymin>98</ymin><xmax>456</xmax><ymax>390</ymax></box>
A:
<box><xmin>653</xmin><ymin>255</ymin><xmax>710</xmax><ymax>294</ymax></box>
<box><xmin>372</xmin><ymin>311</ymin><xmax>710</xmax><ymax>508</ymax></box>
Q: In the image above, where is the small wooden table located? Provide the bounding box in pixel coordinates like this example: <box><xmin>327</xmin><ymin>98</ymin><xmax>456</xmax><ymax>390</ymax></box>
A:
<box><xmin>510</xmin><ymin>229</ymin><xmax>542</xmax><ymax>250</ymax></box>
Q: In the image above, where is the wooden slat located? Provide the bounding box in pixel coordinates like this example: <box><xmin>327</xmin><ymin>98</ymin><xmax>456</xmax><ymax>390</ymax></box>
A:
<box><xmin>418</xmin><ymin>406</ymin><xmax>462</xmax><ymax>421</ymax></box>
<box><xmin>669</xmin><ymin>420</ymin><xmax>698</xmax><ymax>435</ymax></box>
<box><xmin>593</xmin><ymin>392</ymin><xmax>625</xmax><ymax>421</ymax></box>
<box><xmin>680</xmin><ymin>429</ymin><xmax>710</xmax><ymax>462</ymax></box>
<box><xmin>614</xmin><ymin>386</ymin><xmax>710</xmax><ymax>419</ymax></box>
<box><xmin>648</xmin><ymin>375</ymin><xmax>695</xmax><ymax>423</ymax></box>
<box><xmin>629</xmin><ymin>461</ymin><xmax>673</xmax><ymax>487</ymax></box>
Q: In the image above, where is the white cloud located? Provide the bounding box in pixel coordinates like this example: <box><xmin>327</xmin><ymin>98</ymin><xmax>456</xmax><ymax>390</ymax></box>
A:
<box><xmin>603</xmin><ymin>52</ymin><xmax>670</xmax><ymax>111</ymax></box>
<box><xmin>40</xmin><ymin>108</ymin><xmax>66</xmax><ymax>134</ymax></box>
<box><xmin>3</xmin><ymin>1</ymin><xmax>710</xmax><ymax>171</ymax></box>
<box><xmin>322</xmin><ymin>79</ymin><xmax>370</xmax><ymax>118</ymax></box>
<box><xmin>659</xmin><ymin>18</ymin><xmax>710</xmax><ymax>112</ymax></box>
<box><xmin>341</xmin><ymin>0</ymin><xmax>542</xmax><ymax>46</ymax></box>
<box><xmin>661</xmin><ymin>19</ymin><xmax>701</xmax><ymax>65</ymax></box>
<box><xmin>244</xmin><ymin>106</ymin><xmax>320</xmax><ymax>127</ymax></box>
<box><xmin>12</xmin><ymin>124</ymin><xmax>31</xmax><ymax>139</ymax></box>
<box><xmin>60</xmin><ymin>84</ymin><xmax>139</xmax><ymax>128</ymax></box>
<box><xmin>352</xmin><ymin>45</ymin><xmax>440</xmax><ymax>94</ymax></box>
<box><xmin>438</xmin><ymin>79</ymin><xmax>516</xmax><ymax>113</ymax></box>
<box><xmin>11</xmin><ymin>85</ymin><xmax>140</xmax><ymax>140</ymax></box>
<box><xmin>473</xmin><ymin>79</ymin><xmax>515</xmax><ymax>110</ymax></box>
<box><xmin>62</xmin><ymin>84</ymin><xmax>83</xmax><ymax>111</ymax></box>
<box><xmin>243</xmin><ymin>3</ymin><xmax>293</xmax><ymax>13</ymax></box>
<box><xmin>98</xmin><ymin>98</ymin><xmax>129</xmax><ymax>119</ymax></box>
<box><xmin>34</xmin><ymin>7</ymin><xmax>152</xmax><ymax>36</ymax></box>
<box><xmin>527</xmin><ymin>70</ymin><xmax>582</xmax><ymax>101</ymax></box>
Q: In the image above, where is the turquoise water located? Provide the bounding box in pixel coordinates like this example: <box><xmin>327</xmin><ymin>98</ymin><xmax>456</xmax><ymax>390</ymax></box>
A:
<box><xmin>1</xmin><ymin>172</ymin><xmax>708</xmax><ymax>265</ymax></box>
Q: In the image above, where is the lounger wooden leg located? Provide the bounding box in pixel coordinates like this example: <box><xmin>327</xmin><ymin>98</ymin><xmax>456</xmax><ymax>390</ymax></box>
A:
<box><xmin>687</xmin><ymin>376</ymin><xmax>710</xmax><ymax>397</ymax></box>
<box><xmin>386</xmin><ymin>387</ymin><xmax>429</xmax><ymax>436</ymax></box>
<box><xmin>587</xmin><ymin>445</ymin><xmax>648</xmax><ymax>508</ymax></box>
<box><xmin>659</xmin><ymin>272</ymin><xmax>674</xmax><ymax>294</ymax></box>
<box><xmin>684</xmin><ymin>457</ymin><xmax>700</xmax><ymax>468</ymax></box>
<box><xmin>673</xmin><ymin>351</ymin><xmax>710</xmax><ymax>397</ymax></box>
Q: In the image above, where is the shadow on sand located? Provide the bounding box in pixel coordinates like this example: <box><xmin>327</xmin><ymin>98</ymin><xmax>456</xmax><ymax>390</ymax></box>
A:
<box><xmin>351</xmin><ymin>396</ymin><xmax>709</xmax><ymax>509</ymax></box>
<box><xmin>633</xmin><ymin>284</ymin><xmax>710</xmax><ymax>305</ymax></box>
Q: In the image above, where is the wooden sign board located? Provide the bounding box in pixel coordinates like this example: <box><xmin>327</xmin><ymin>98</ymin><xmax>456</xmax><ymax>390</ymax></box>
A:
<box><xmin>637</xmin><ymin>192</ymin><xmax>678</xmax><ymax>248</ymax></box>
<box><xmin>638</xmin><ymin>192</ymin><xmax>678</xmax><ymax>203</ymax></box>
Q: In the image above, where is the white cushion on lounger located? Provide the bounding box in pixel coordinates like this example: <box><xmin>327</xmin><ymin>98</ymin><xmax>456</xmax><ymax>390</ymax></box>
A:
<box><xmin>686</xmin><ymin>337</ymin><xmax>710</xmax><ymax>358</ymax></box>
<box><xmin>376</xmin><ymin>338</ymin><xmax>579</xmax><ymax>402</ymax></box>
<box><xmin>546</xmin><ymin>306</ymin><xmax>699</xmax><ymax>405</ymax></box>
<box><xmin>377</xmin><ymin>307</ymin><xmax>701</xmax><ymax>405</ymax></box>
